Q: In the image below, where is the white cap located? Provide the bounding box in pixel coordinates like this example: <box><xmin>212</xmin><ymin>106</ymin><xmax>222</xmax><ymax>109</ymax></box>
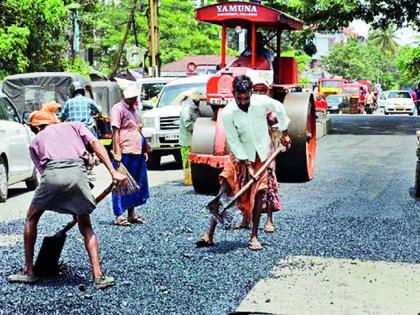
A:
<box><xmin>122</xmin><ymin>84</ymin><xmax>141</xmax><ymax>99</ymax></box>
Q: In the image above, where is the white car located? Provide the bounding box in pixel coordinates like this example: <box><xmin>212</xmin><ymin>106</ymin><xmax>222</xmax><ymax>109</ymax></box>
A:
<box><xmin>0</xmin><ymin>92</ymin><xmax>38</xmax><ymax>202</ymax></box>
<box><xmin>142</xmin><ymin>75</ymin><xmax>210</xmax><ymax>168</ymax></box>
<box><xmin>377</xmin><ymin>90</ymin><xmax>415</xmax><ymax>116</ymax></box>
<box><xmin>136</xmin><ymin>77</ymin><xmax>176</xmax><ymax>110</ymax></box>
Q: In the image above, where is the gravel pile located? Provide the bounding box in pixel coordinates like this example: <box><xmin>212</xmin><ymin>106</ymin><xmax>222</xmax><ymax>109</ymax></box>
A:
<box><xmin>0</xmin><ymin>127</ymin><xmax>419</xmax><ymax>314</ymax></box>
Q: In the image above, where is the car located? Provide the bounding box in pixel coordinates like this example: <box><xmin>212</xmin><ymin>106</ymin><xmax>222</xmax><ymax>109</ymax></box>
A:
<box><xmin>136</xmin><ymin>77</ymin><xmax>176</xmax><ymax>111</ymax></box>
<box><xmin>0</xmin><ymin>92</ymin><xmax>38</xmax><ymax>202</ymax></box>
<box><xmin>377</xmin><ymin>90</ymin><xmax>415</xmax><ymax>116</ymax></box>
<box><xmin>142</xmin><ymin>75</ymin><xmax>210</xmax><ymax>168</ymax></box>
<box><xmin>326</xmin><ymin>94</ymin><xmax>349</xmax><ymax>114</ymax></box>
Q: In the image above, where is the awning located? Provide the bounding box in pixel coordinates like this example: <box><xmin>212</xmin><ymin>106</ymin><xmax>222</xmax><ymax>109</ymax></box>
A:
<box><xmin>195</xmin><ymin>1</ymin><xmax>303</xmax><ymax>31</ymax></box>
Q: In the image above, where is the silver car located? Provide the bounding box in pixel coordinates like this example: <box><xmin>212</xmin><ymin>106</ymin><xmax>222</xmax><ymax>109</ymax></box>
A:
<box><xmin>0</xmin><ymin>92</ymin><xmax>38</xmax><ymax>202</ymax></box>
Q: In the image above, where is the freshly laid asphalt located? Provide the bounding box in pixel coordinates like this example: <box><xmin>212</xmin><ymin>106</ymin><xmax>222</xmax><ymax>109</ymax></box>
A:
<box><xmin>0</xmin><ymin>115</ymin><xmax>419</xmax><ymax>315</ymax></box>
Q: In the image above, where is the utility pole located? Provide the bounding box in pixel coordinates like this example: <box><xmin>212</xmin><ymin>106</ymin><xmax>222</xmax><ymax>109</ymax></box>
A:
<box><xmin>111</xmin><ymin>0</ymin><xmax>138</xmax><ymax>79</ymax></box>
<box><xmin>148</xmin><ymin>0</ymin><xmax>160</xmax><ymax>77</ymax></box>
<box><xmin>68</xmin><ymin>3</ymin><xmax>81</xmax><ymax>59</ymax></box>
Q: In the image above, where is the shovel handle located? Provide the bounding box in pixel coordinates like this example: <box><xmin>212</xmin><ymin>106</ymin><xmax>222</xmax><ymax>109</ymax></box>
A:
<box><xmin>222</xmin><ymin>145</ymin><xmax>286</xmax><ymax>211</ymax></box>
<box><xmin>95</xmin><ymin>180</ymin><xmax>118</xmax><ymax>204</ymax></box>
<box><xmin>54</xmin><ymin>181</ymin><xmax>118</xmax><ymax>237</ymax></box>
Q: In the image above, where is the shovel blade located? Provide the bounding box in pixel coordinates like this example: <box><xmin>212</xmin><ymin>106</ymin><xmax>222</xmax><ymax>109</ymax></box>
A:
<box><xmin>34</xmin><ymin>233</ymin><xmax>67</xmax><ymax>277</ymax></box>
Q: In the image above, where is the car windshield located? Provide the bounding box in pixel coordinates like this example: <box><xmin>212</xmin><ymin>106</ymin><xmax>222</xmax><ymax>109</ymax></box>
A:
<box><xmin>157</xmin><ymin>82</ymin><xmax>206</xmax><ymax>107</ymax></box>
<box><xmin>141</xmin><ymin>82</ymin><xmax>167</xmax><ymax>101</ymax></box>
<box><xmin>326</xmin><ymin>95</ymin><xmax>342</xmax><ymax>102</ymax></box>
<box><xmin>321</xmin><ymin>80</ymin><xmax>342</xmax><ymax>88</ymax></box>
<box><xmin>342</xmin><ymin>88</ymin><xmax>359</xmax><ymax>94</ymax></box>
<box><xmin>387</xmin><ymin>91</ymin><xmax>411</xmax><ymax>99</ymax></box>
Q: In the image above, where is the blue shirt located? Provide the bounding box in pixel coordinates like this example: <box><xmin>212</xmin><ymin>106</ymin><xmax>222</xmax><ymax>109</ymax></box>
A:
<box><xmin>61</xmin><ymin>95</ymin><xmax>102</xmax><ymax>129</ymax></box>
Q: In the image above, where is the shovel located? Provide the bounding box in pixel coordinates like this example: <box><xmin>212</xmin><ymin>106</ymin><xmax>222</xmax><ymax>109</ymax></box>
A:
<box><xmin>33</xmin><ymin>181</ymin><xmax>117</xmax><ymax>277</ymax></box>
<box><xmin>207</xmin><ymin>145</ymin><xmax>286</xmax><ymax>226</ymax></box>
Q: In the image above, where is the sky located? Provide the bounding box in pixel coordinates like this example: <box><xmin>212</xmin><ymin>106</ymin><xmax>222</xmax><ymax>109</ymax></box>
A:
<box><xmin>349</xmin><ymin>20</ymin><xmax>419</xmax><ymax>46</ymax></box>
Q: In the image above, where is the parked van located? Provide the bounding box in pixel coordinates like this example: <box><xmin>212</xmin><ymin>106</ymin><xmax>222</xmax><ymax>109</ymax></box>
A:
<box><xmin>142</xmin><ymin>75</ymin><xmax>210</xmax><ymax>168</ymax></box>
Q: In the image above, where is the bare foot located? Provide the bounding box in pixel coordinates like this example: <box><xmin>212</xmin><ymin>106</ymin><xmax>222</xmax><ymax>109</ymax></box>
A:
<box><xmin>195</xmin><ymin>234</ymin><xmax>214</xmax><ymax>247</ymax></box>
<box><xmin>264</xmin><ymin>224</ymin><xmax>276</xmax><ymax>233</ymax></box>
<box><xmin>248</xmin><ymin>238</ymin><xmax>263</xmax><ymax>251</ymax></box>
<box><xmin>128</xmin><ymin>216</ymin><xmax>146</xmax><ymax>224</ymax></box>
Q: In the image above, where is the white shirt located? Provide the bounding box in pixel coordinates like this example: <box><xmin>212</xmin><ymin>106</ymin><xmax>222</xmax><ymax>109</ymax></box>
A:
<box><xmin>222</xmin><ymin>94</ymin><xmax>290</xmax><ymax>162</ymax></box>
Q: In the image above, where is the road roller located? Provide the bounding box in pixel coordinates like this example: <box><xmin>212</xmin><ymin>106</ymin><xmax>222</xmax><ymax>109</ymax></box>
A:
<box><xmin>189</xmin><ymin>1</ymin><xmax>316</xmax><ymax>194</ymax></box>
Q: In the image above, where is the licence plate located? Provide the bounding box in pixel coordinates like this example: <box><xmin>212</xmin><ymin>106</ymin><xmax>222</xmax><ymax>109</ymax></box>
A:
<box><xmin>165</xmin><ymin>134</ymin><xmax>179</xmax><ymax>140</ymax></box>
<box><xmin>395</xmin><ymin>105</ymin><xmax>404</xmax><ymax>110</ymax></box>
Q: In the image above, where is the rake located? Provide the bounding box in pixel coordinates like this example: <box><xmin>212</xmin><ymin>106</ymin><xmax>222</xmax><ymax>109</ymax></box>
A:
<box><xmin>207</xmin><ymin>145</ymin><xmax>286</xmax><ymax>227</ymax></box>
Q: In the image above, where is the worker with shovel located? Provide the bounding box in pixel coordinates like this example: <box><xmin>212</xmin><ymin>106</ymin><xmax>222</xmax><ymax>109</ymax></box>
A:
<box><xmin>196</xmin><ymin>75</ymin><xmax>291</xmax><ymax>251</ymax></box>
<box><xmin>8</xmin><ymin>109</ymin><xmax>127</xmax><ymax>289</ymax></box>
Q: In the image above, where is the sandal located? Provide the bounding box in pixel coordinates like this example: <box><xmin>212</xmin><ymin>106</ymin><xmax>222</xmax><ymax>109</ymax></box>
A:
<box><xmin>8</xmin><ymin>271</ymin><xmax>40</xmax><ymax>284</ymax></box>
<box><xmin>195</xmin><ymin>237</ymin><xmax>214</xmax><ymax>248</ymax></box>
<box><xmin>94</xmin><ymin>275</ymin><xmax>115</xmax><ymax>289</ymax></box>
<box><xmin>114</xmin><ymin>217</ymin><xmax>131</xmax><ymax>226</ymax></box>
<box><xmin>264</xmin><ymin>225</ymin><xmax>276</xmax><ymax>233</ymax></box>
<box><xmin>128</xmin><ymin>216</ymin><xmax>146</xmax><ymax>224</ymax></box>
<box><xmin>234</xmin><ymin>223</ymin><xmax>250</xmax><ymax>230</ymax></box>
<box><xmin>248</xmin><ymin>241</ymin><xmax>263</xmax><ymax>251</ymax></box>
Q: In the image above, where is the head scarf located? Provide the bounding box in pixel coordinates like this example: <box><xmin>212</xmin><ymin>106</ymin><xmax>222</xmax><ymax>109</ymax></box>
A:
<box><xmin>173</xmin><ymin>89</ymin><xmax>204</xmax><ymax>106</ymax></box>
<box><xmin>29</xmin><ymin>110</ymin><xmax>60</xmax><ymax>126</ymax></box>
<box><xmin>40</xmin><ymin>101</ymin><xmax>61</xmax><ymax>123</ymax></box>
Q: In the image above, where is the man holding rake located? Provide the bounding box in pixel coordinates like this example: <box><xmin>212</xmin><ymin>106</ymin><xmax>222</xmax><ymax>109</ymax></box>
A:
<box><xmin>196</xmin><ymin>75</ymin><xmax>291</xmax><ymax>251</ymax></box>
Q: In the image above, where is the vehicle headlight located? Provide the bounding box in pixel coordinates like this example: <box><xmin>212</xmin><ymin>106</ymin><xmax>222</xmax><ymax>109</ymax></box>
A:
<box><xmin>143</xmin><ymin>117</ymin><xmax>156</xmax><ymax>128</ymax></box>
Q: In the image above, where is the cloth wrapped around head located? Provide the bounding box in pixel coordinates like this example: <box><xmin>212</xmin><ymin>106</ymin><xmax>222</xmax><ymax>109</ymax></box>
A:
<box><xmin>29</xmin><ymin>109</ymin><xmax>60</xmax><ymax>126</ymax></box>
<box><xmin>173</xmin><ymin>88</ymin><xmax>204</xmax><ymax>106</ymax></box>
<box><xmin>41</xmin><ymin>101</ymin><xmax>62</xmax><ymax>120</ymax></box>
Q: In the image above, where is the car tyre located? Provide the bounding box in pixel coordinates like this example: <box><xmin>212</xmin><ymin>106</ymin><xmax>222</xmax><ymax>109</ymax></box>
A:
<box><xmin>0</xmin><ymin>157</ymin><xmax>8</xmax><ymax>203</ymax></box>
<box><xmin>25</xmin><ymin>169</ymin><xmax>39</xmax><ymax>191</ymax></box>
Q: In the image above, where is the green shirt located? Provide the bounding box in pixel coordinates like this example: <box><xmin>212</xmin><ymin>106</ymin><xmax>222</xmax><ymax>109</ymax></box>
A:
<box><xmin>222</xmin><ymin>94</ymin><xmax>290</xmax><ymax>162</ymax></box>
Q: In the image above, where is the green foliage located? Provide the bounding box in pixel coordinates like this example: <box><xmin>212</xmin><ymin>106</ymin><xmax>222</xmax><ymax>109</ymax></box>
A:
<box><xmin>266</xmin><ymin>0</ymin><xmax>419</xmax><ymax>31</ymax></box>
<box><xmin>62</xmin><ymin>56</ymin><xmax>93</xmax><ymax>78</ymax></box>
<box><xmin>320</xmin><ymin>38</ymin><xmax>400</xmax><ymax>89</ymax></box>
<box><xmin>397</xmin><ymin>46</ymin><xmax>420</xmax><ymax>85</ymax></box>
<box><xmin>80</xmin><ymin>0</ymin><xmax>222</xmax><ymax>73</ymax></box>
<box><xmin>369</xmin><ymin>26</ymin><xmax>399</xmax><ymax>55</ymax></box>
<box><xmin>0</xmin><ymin>25</ymin><xmax>30</xmax><ymax>78</ymax></box>
<box><xmin>0</xmin><ymin>0</ymin><xmax>68</xmax><ymax>78</ymax></box>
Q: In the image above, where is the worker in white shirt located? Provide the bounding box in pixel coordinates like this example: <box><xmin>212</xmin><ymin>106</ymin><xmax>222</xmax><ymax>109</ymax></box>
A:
<box><xmin>196</xmin><ymin>75</ymin><xmax>291</xmax><ymax>251</ymax></box>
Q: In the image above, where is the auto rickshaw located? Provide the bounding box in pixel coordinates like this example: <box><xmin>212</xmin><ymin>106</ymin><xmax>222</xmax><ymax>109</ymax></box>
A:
<box><xmin>2</xmin><ymin>72</ymin><xmax>118</xmax><ymax>148</ymax></box>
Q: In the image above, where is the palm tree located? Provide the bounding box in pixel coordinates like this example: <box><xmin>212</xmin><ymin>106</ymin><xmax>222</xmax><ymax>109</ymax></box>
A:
<box><xmin>369</xmin><ymin>25</ymin><xmax>400</xmax><ymax>55</ymax></box>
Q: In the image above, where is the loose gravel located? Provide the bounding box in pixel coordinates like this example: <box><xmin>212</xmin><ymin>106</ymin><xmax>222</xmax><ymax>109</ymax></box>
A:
<box><xmin>0</xmin><ymin>116</ymin><xmax>419</xmax><ymax>315</ymax></box>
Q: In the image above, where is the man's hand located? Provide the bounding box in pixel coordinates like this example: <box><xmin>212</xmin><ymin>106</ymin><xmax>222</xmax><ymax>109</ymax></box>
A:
<box><xmin>144</xmin><ymin>153</ymin><xmax>148</xmax><ymax>162</ymax></box>
<box><xmin>280</xmin><ymin>131</ymin><xmax>292</xmax><ymax>150</ymax></box>
<box><xmin>239</xmin><ymin>160</ymin><xmax>258</xmax><ymax>181</ymax></box>
<box><xmin>114</xmin><ymin>151</ymin><xmax>122</xmax><ymax>163</ymax></box>
<box><xmin>247</xmin><ymin>163</ymin><xmax>259</xmax><ymax>181</ymax></box>
<box><xmin>111</xmin><ymin>171</ymin><xmax>128</xmax><ymax>186</ymax></box>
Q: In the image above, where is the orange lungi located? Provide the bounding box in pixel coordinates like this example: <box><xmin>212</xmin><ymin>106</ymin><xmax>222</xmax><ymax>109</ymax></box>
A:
<box><xmin>219</xmin><ymin>154</ymin><xmax>281</xmax><ymax>222</ymax></box>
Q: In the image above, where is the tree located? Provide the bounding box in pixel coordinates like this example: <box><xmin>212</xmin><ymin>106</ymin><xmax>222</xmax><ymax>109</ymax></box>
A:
<box><xmin>369</xmin><ymin>26</ymin><xmax>399</xmax><ymax>55</ymax></box>
<box><xmin>0</xmin><ymin>0</ymin><xmax>68</xmax><ymax>78</ymax></box>
<box><xmin>320</xmin><ymin>38</ymin><xmax>400</xmax><ymax>89</ymax></box>
<box><xmin>266</xmin><ymin>0</ymin><xmax>419</xmax><ymax>31</ymax></box>
<box><xmin>397</xmin><ymin>46</ymin><xmax>420</xmax><ymax>85</ymax></box>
